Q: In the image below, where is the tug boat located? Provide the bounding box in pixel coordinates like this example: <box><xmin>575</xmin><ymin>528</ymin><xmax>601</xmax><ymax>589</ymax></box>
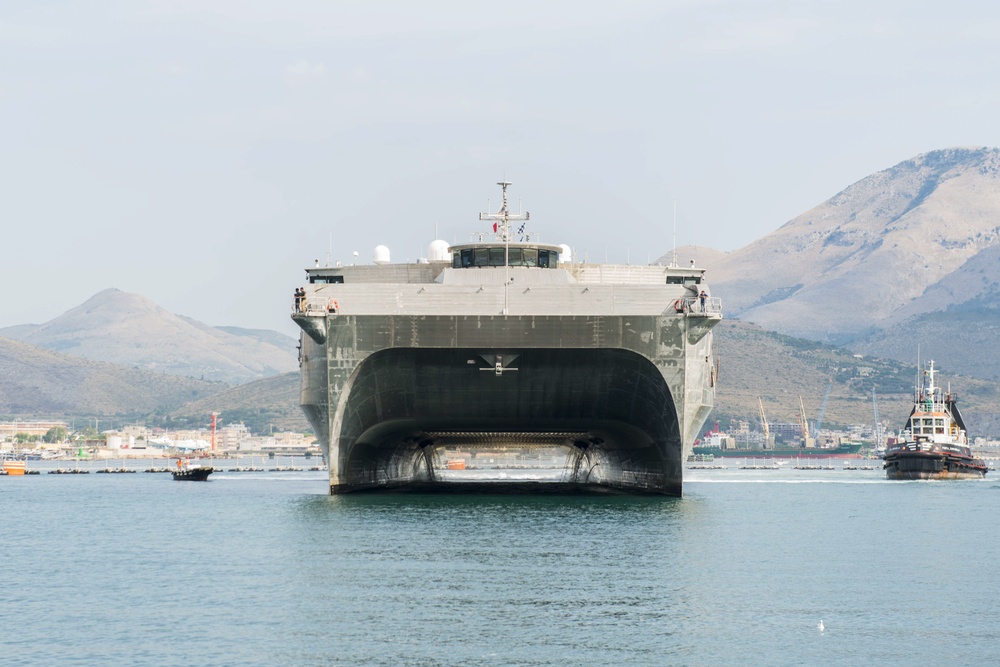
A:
<box><xmin>883</xmin><ymin>361</ymin><xmax>987</xmax><ymax>480</ymax></box>
<box><xmin>171</xmin><ymin>458</ymin><xmax>213</xmax><ymax>481</ymax></box>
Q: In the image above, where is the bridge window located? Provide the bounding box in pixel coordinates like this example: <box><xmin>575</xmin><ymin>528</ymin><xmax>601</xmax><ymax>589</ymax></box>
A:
<box><xmin>450</xmin><ymin>246</ymin><xmax>559</xmax><ymax>269</ymax></box>
<box><xmin>310</xmin><ymin>275</ymin><xmax>344</xmax><ymax>284</ymax></box>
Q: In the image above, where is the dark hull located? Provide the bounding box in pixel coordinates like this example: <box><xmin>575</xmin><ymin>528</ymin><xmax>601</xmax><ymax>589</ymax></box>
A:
<box><xmin>883</xmin><ymin>454</ymin><xmax>986</xmax><ymax>480</ymax></box>
<box><xmin>172</xmin><ymin>467</ymin><xmax>213</xmax><ymax>481</ymax></box>
<box><xmin>692</xmin><ymin>443</ymin><xmax>863</xmax><ymax>459</ymax></box>
<box><xmin>313</xmin><ymin>345</ymin><xmax>700</xmax><ymax>497</ymax></box>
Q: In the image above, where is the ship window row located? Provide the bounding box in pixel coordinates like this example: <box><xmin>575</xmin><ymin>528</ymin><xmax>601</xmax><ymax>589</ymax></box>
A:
<box><xmin>909</xmin><ymin>417</ymin><xmax>947</xmax><ymax>435</ymax></box>
<box><xmin>453</xmin><ymin>247</ymin><xmax>557</xmax><ymax>269</ymax></box>
<box><xmin>666</xmin><ymin>276</ymin><xmax>702</xmax><ymax>285</ymax></box>
<box><xmin>309</xmin><ymin>275</ymin><xmax>344</xmax><ymax>284</ymax></box>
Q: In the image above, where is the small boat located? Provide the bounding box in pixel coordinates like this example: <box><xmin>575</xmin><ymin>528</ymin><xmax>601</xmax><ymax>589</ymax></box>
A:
<box><xmin>883</xmin><ymin>361</ymin><xmax>987</xmax><ymax>480</ymax></box>
<box><xmin>171</xmin><ymin>458</ymin><xmax>213</xmax><ymax>481</ymax></box>
<box><xmin>3</xmin><ymin>460</ymin><xmax>27</xmax><ymax>476</ymax></box>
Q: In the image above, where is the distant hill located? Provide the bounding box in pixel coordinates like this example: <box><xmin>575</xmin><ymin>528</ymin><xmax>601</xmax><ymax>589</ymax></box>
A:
<box><xmin>848</xmin><ymin>245</ymin><xmax>1000</xmax><ymax>381</ymax></box>
<box><xmin>0</xmin><ymin>336</ymin><xmax>221</xmax><ymax>415</ymax></box>
<box><xmin>660</xmin><ymin>245</ymin><xmax>728</xmax><ymax>271</ymax></box>
<box><xmin>657</xmin><ymin>147</ymin><xmax>1000</xmax><ymax>384</ymax></box>
<box><xmin>215</xmin><ymin>326</ymin><xmax>298</xmax><ymax>351</ymax></box>
<box><xmin>712</xmin><ymin>319</ymin><xmax>1000</xmax><ymax>438</ymax></box>
<box><xmin>663</xmin><ymin>147</ymin><xmax>1000</xmax><ymax>343</ymax></box>
<box><xmin>170</xmin><ymin>371</ymin><xmax>307</xmax><ymax>433</ymax></box>
<box><xmin>0</xmin><ymin>289</ymin><xmax>298</xmax><ymax>385</ymax></box>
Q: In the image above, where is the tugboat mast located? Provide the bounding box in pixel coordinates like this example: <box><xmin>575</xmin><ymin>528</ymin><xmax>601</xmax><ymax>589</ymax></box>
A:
<box><xmin>920</xmin><ymin>360</ymin><xmax>940</xmax><ymax>411</ymax></box>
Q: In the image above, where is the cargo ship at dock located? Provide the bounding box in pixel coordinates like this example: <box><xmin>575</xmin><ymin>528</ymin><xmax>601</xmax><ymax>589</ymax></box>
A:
<box><xmin>692</xmin><ymin>439</ymin><xmax>863</xmax><ymax>459</ymax></box>
<box><xmin>291</xmin><ymin>182</ymin><xmax>722</xmax><ymax>495</ymax></box>
<box><xmin>883</xmin><ymin>360</ymin><xmax>987</xmax><ymax>480</ymax></box>
<box><xmin>692</xmin><ymin>397</ymin><xmax>864</xmax><ymax>459</ymax></box>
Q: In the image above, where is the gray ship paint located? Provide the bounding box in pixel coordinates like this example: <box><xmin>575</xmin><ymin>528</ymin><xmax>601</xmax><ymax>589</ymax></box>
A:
<box><xmin>292</xmin><ymin>186</ymin><xmax>721</xmax><ymax>495</ymax></box>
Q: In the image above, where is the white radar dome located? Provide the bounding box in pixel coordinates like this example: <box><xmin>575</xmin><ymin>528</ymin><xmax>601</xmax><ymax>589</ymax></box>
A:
<box><xmin>558</xmin><ymin>244</ymin><xmax>573</xmax><ymax>263</ymax></box>
<box><xmin>427</xmin><ymin>239</ymin><xmax>450</xmax><ymax>262</ymax></box>
<box><xmin>373</xmin><ymin>245</ymin><xmax>390</xmax><ymax>265</ymax></box>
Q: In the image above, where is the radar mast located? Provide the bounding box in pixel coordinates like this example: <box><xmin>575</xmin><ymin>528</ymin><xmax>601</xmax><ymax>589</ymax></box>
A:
<box><xmin>479</xmin><ymin>180</ymin><xmax>530</xmax><ymax>242</ymax></box>
<box><xmin>479</xmin><ymin>181</ymin><xmax>531</xmax><ymax>315</ymax></box>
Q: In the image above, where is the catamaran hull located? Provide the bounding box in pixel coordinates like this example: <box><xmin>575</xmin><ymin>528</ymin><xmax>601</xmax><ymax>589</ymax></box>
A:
<box><xmin>297</xmin><ymin>313</ymin><xmax>718</xmax><ymax>496</ymax></box>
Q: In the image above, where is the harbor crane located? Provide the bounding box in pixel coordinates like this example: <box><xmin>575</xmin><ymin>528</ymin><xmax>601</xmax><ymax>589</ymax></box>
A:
<box><xmin>798</xmin><ymin>396</ymin><xmax>810</xmax><ymax>441</ymax></box>
<box><xmin>757</xmin><ymin>396</ymin><xmax>772</xmax><ymax>448</ymax></box>
<box><xmin>798</xmin><ymin>396</ymin><xmax>815</xmax><ymax>447</ymax></box>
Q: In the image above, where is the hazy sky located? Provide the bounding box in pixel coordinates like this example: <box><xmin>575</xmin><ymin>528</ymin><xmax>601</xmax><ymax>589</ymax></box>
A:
<box><xmin>3</xmin><ymin>1</ymin><xmax>999</xmax><ymax>336</ymax></box>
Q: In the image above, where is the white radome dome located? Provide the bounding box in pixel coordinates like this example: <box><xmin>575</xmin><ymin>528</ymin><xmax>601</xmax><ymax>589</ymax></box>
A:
<box><xmin>427</xmin><ymin>239</ymin><xmax>450</xmax><ymax>262</ymax></box>
<box><xmin>373</xmin><ymin>245</ymin><xmax>390</xmax><ymax>265</ymax></box>
<box><xmin>558</xmin><ymin>244</ymin><xmax>572</xmax><ymax>263</ymax></box>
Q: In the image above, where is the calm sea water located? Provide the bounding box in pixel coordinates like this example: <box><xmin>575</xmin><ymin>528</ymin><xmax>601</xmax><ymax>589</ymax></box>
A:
<box><xmin>2</xmin><ymin>460</ymin><xmax>998</xmax><ymax>667</ymax></box>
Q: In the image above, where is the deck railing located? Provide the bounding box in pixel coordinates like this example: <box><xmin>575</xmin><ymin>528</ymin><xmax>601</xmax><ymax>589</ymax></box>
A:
<box><xmin>294</xmin><ymin>298</ymin><xmax>340</xmax><ymax>315</ymax></box>
<box><xmin>668</xmin><ymin>296</ymin><xmax>722</xmax><ymax>317</ymax></box>
<box><xmin>294</xmin><ymin>294</ymin><xmax>723</xmax><ymax>317</ymax></box>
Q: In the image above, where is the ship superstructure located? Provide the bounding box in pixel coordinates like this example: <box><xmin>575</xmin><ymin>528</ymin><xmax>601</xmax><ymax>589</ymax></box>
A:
<box><xmin>883</xmin><ymin>360</ymin><xmax>987</xmax><ymax>480</ymax></box>
<box><xmin>292</xmin><ymin>182</ymin><xmax>722</xmax><ymax>495</ymax></box>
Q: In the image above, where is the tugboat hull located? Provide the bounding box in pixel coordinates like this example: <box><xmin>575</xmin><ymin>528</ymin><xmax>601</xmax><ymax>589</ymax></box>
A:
<box><xmin>884</xmin><ymin>455</ymin><xmax>986</xmax><ymax>480</ymax></box>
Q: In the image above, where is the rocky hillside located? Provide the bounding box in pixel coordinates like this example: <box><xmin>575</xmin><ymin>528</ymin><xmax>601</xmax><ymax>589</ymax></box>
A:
<box><xmin>0</xmin><ymin>289</ymin><xmax>298</xmax><ymax>385</ymax></box>
<box><xmin>0</xmin><ymin>337</ymin><xmax>221</xmax><ymax>415</ymax></box>
<box><xmin>667</xmin><ymin>147</ymin><xmax>1000</xmax><ymax>345</ymax></box>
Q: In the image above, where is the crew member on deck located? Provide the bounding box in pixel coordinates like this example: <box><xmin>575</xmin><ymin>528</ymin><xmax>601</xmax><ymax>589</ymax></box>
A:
<box><xmin>699</xmin><ymin>290</ymin><xmax>708</xmax><ymax>312</ymax></box>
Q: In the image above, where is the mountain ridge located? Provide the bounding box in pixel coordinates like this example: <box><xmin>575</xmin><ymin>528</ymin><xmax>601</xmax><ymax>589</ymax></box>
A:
<box><xmin>0</xmin><ymin>288</ymin><xmax>297</xmax><ymax>384</ymax></box>
<box><xmin>0</xmin><ymin>336</ymin><xmax>221</xmax><ymax>415</ymax></box>
<box><xmin>662</xmin><ymin>146</ymin><xmax>1000</xmax><ymax>382</ymax></box>
<box><xmin>668</xmin><ymin>147</ymin><xmax>1000</xmax><ymax>341</ymax></box>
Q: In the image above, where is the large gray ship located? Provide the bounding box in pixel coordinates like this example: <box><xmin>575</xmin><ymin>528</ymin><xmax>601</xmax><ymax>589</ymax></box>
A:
<box><xmin>292</xmin><ymin>182</ymin><xmax>721</xmax><ymax>495</ymax></box>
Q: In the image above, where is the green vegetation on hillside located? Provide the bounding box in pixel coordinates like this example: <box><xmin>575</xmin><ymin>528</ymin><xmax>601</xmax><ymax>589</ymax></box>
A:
<box><xmin>712</xmin><ymin>320</ymin><xmax>1000</xmax><ymax>436</ymax></box>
